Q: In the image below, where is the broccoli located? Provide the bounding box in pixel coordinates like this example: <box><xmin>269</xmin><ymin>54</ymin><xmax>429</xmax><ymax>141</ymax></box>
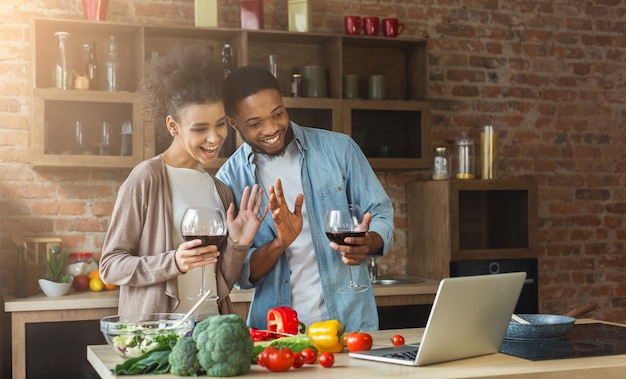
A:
<box><xmin>192</xmin><ymin>314</ymin><xmax>253</xmax><ymax>377</ymax></box>
<box><xmin>168</xmin><ymin>336</ymin><xmax>201</xmax><ymax>376</ymax></box>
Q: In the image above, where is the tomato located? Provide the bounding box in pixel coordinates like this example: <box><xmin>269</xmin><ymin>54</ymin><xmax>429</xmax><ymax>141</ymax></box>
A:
<box><xmin>300</xmin><ymin>347</ymin><xmax>318</xmax><ymax>364</ymax></box>
<box><xmin>292</xmin><ymin>352</ymin><xmax>305</xmax><ymax>368</ymax></box>
<box><xmin>262</xmin><ymin>346</ymin><xmax>295</xmax><ymax>372</ymax></box>
<box><xmin>257</xmin><ymin>347</ymin><xmax>271</xmax><ymax>367</ymax></box>
<box><xmin>345</xmin><ymin>331</ymin><xmax>373</xmax><ymax>352</ymax></box>
<box><xmin>391</xmin><ymin>334</ymin><xmax>405</xmax><ymax>346</ymax></box>
<box><xmin>318</xmin><ymin>351</ymin><xmax>334</xmax><ymax>368</ymax></box>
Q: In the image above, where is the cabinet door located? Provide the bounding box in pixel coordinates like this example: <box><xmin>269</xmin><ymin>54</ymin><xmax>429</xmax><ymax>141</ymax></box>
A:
<box><xmin>343</xmin><ymin>100</ymin><xmax>431</xmax><ymax>170</ymax></box>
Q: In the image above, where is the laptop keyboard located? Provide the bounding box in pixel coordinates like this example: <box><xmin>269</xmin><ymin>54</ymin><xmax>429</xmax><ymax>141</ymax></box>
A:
<box><xmin>383</xmin><ymin>348</ymin><xmax>419</xmax><ymax>361</ymax></box>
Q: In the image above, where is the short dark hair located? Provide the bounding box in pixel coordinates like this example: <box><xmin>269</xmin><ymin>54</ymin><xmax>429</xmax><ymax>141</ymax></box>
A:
<box><xmin>223</xmin><ymin>66</ymin><xmax>281</xmax><ymax>117</ymax></box>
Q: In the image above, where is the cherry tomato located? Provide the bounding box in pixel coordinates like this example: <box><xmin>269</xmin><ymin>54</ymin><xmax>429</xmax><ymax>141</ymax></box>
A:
<box><xmin>391</xmin><ymin>334</ymin><xmax>405</xmax><ymax>346</ymax></box>
<box><xmin>262</xmin><ymin>346</ymin><xmax>295</xmax><ymax>372</ymax></box>
<box><xmin>256</xmin><ymin>349</ymin><xmax>267</xmax><ymax>367</ymax></box>
<box><xmin>292</xmin><ymin>352</ymin><xmax>305</xmax><ymax>368</ymax></box>
<box><xmin>300</xmin><ymin>347</ymin><xmax>318</xmax><ymax>364</ymax></box>
<box><xmin>345</xmin><ymin>331</ymin><xmax>373</xmax><ymax>352</ymax></box>
<box><xmin>318</xmin><ymin>351</ymin><xmax>335</xmax><ymax>368</ymax></box>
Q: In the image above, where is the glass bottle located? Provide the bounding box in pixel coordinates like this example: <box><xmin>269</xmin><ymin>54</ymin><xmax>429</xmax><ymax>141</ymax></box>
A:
<box><xmin>221</xmin><ymin>44</ymin><xmax>233</xmax><ymax>78</ymax></box>
<box><xmin>481</xmin><ymin>125</ymin><xmax>498</xmax><ymax>180</ymax></box>
<box><xmin>105</xmin><ymin>35</ymin><xmax>120</xmax><ymax>92</ymax></box>
<box><xmin>455</xmin><ymin>131</ymin><xmax>475</xmax><ymax>179</ymax></box>
<box><xmin>54</xmin><ymin>31</ymin><xmax>71</xmax><ymax>89</ymax></box>
<box><xmin>14</xmin><ymin>242</ymin><xmax>29</xmax><ymax>298</ymax></box>
<box><xmin>432</xmin><ymin>146</ymin><xmax>451</xmax><ymax>180</ymax></box>
<box><xmin>85</xmin><ymin>41</ymin><xmax>99</xmax><ymax>90</ymax></box>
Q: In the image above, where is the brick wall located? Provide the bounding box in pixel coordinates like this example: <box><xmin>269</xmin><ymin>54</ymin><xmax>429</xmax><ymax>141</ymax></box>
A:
<box><xmin>1</xmin><ymin>0</ymin><xmax>625</xmax><ymax>322</ymax></box>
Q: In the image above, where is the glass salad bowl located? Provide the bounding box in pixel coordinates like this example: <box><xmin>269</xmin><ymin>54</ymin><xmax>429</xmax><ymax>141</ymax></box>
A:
<box><xmin>100</xmin><ymin>313</ymin><xmax>194</xmax><ymax>359</ymax></box>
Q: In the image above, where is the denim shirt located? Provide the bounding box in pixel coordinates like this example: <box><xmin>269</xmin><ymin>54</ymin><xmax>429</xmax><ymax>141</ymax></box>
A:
<box><xmin>216</xmin><ymin>122</ymin><xmax>394</xmax><ymax>332</ymax></box>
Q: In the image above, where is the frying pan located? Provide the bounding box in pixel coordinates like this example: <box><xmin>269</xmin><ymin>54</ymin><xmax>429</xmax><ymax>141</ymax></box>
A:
<box><xmin>505</xmin><ymin>302</ymin><xmax>597</xmax><ymax>341</ymax></box>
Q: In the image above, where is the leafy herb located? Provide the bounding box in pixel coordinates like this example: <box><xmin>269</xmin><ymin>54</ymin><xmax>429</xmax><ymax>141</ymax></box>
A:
<box><xmin>111</xmin><ymin>344</ymin><xmax>172</xmax><ymax>375</ymax></box>
<box><xmin>41</xmin><ymin>246</ymin><xmax>72</xmax><ymax>283</ymax></box>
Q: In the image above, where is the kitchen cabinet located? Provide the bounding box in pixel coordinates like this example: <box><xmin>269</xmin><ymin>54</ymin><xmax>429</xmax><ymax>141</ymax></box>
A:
<box><xmin>31</xmin><ymin>19</ymin><xmax>145</xmax><ymax>169</ymax></box>
<box><xmin>31</xmin><ymin>19</ymin><xmax>430</xmax><ymax>171</ymax></box>
<box><xmin>406</xmin><ymin>179</ymin><xmax>539</xmax><ymax>280</ymax></box>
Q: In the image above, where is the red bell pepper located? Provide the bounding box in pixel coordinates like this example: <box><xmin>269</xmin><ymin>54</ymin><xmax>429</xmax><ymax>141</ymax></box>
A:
<box><xmin>267</xmin><ymin>306</ymin><xmax>301</xmax><ymax>336</ymax></box>
<box><xmin>249</xmin><ymin>327</ymin><xmax>273</xmax><ymax>342</ymax></box>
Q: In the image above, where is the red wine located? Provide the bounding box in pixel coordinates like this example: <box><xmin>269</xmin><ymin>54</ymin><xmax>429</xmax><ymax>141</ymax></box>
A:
<box><xmin>326</xmin><ymin>231</ymin><xmax>365</xmax><ymax>245</ymax></box>
<box><xmin>183</xmin><ymin>235</ymin><xmax>226</xmax><ymax>247</ymax></box>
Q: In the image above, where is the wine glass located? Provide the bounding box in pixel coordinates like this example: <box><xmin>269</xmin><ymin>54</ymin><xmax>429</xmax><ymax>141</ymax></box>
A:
<box><xmin>180</xmin><ymin>207</ymin><xmax>226</xmax><ymax>301</ymax></box>
<box><xmin>324</xmin><ymin>204</ymin><xmax>368</xmax><ymax>294</ymax></box>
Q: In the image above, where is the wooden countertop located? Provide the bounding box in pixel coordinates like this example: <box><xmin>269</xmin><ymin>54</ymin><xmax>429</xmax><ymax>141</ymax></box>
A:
<box><xmin>87</xmin><ymin>319</ymin><xmax>626</xmax><ymax>379</ymax></box>
<box><xmin>4</xmin><ymin>277</ymin><xmax>439</xmax><ymax>313</ymax></box>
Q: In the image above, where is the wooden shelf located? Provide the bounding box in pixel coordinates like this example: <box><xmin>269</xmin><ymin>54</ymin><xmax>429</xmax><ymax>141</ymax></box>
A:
<box><xmin>32</xmin><ymin>18</ymin><xmax>430</xmax><ymax>171</ymax></box>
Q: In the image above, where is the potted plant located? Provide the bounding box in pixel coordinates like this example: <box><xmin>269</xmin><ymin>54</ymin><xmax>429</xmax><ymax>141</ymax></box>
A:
<box><xmin>38</xmin><ymin>246</ymin><xmax>73</xmax><ymax>297</ymax></box>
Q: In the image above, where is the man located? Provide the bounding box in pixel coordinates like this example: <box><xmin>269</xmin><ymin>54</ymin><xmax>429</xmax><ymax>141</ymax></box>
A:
<box><xmin>216</xmin><ymin>66</ymin><xmax>394</xmax><ymax>332</ymax></box>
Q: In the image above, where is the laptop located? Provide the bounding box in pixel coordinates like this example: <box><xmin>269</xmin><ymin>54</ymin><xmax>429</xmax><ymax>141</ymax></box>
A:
<box><xmin>349</xmin><ymin>272</ymin><xmax>526</xmax><ymax>366</ymax></box>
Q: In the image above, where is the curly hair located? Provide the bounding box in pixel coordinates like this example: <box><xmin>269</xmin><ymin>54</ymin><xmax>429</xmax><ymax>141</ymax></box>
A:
<box><xmin>139</xmin><ymin>45</ymin><xmax>224</xmax><ymax>141</ymax></box>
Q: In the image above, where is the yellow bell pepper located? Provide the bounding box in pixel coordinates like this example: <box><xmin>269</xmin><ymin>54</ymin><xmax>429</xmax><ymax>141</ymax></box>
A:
<box><xmin>307</xmin><ymin>319</ymin><xmax>345</xmax><ymax>353</ymax></box>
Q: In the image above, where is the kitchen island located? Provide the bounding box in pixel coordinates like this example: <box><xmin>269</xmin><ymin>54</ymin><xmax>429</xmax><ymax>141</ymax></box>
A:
<box><xmin>88</xmin><ymin>320</ymin><xmax>626</xmax><ymax>379</ymax></box>
<box><xmin>5</xmin><ymin>278</ymin><xmax>438</xmax><ymax>379</ymax></box>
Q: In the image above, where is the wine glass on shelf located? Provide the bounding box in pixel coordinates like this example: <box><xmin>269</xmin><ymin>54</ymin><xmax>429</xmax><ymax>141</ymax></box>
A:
<box><xmin>180</xmin><ymin>207</ymin><xmax>226</xmax><ymax>301</ymax></box>
<box><xmin>324</xmin><ymin>204</ymin><xmax>368</xmax><ymax>294</ymax></box>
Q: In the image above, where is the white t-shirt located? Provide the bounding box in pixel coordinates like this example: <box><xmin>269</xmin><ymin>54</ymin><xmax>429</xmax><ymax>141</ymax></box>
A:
<box><xmin>254</xmin><ymin>141</ymin><xmax>327</xmax><ymax>327</ymax></box>
<box><xmin>166</xmin><ymin>164</ymin><xmax>223</xmax><ymax>320</ymax></box>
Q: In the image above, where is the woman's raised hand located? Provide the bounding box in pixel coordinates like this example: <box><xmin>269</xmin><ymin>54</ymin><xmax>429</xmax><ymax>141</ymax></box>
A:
<box><xmin>226</xmin><ymin>184</ymin><xmax>268</xmax><ymax>245</ymax></box>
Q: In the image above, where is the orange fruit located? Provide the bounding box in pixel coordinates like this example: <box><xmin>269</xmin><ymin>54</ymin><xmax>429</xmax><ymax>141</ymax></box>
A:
<box><xmin>104</xmin><ymin>283</ymin><xmax>117</xmax><ymax>291</ymax></box>
<box><xmin>88</xmin><ymin>269</ymin><xmax>100</xmax><ymax>280</ymax></box>
<box><xmin>89</xmin><ymin>277</ymin><xmax>104</xmax><ymax>292</ymax></box>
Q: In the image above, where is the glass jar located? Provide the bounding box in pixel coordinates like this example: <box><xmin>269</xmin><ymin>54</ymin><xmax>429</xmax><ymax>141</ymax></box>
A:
<box><xmin>291</xmin><ymin>73</ymin><xmax>303</xmax><ymax>97</ymax></box>
<box><xmin>432</xmin><ymin>146</ymin><xmax>451</xmax><ymax>180</ymax></box>
<box><xmin>65</xmin><ymin>252</ymin><xmax>95</xmax><ymax>276</ymax></box>
<box><xmin>455</xmin><ymin>131</ymin><xmax>475</xmax><ymax>179</ymax></box>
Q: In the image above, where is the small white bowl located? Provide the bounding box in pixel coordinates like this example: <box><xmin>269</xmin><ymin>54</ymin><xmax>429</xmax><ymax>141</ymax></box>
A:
<box><xmin>38</xmin><ymin>278</ymin><xmax>72</xmax><ymax>297</ymax></box>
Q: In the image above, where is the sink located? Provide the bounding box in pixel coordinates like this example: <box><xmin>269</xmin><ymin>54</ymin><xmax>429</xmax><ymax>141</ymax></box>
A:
<box><xmin>371</xmin><ymin>276</ymin><xmax>425</xmax><ymax>286</ymax></box>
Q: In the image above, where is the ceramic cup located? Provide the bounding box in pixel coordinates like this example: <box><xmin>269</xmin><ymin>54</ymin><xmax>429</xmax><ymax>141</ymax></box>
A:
<box><xmin>382</xmin><ymin>17</ymin><xmax>405</xmax><ymax>37</ymax></box>
<box><xmin>368</xmin><ymin>74</ymin><xmax>386</xmax><ymax>100</ymax></box>
<box><xmin>363</xmin><ymin>16</ymin><xmax>380</xmax><ymax>36</ymax></box>
<box><xmin>300</xmin><ymin>65</ymin><xmax>327</xmax><ymax>98</ymax></box>
<box><xmin>343</xmin><ymin>74</ymin><xmax>359</xmax><ymax>99</ymax></box>
<box><xmin>344</xmin><ymin>15</ymin><xmax>362</xmax><ymax>35</ymax></box>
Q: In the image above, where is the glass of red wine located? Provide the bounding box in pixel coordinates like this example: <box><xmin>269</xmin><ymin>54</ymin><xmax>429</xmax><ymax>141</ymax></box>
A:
<box><xmin>180</xmin><ymin>207</ymin><xmax>226</xmax><ymax>301</ymax></box>
<box><xmin>324</xmin><ymin>204</ymin><xmax>368</xmax><ymax>294</ymax></box>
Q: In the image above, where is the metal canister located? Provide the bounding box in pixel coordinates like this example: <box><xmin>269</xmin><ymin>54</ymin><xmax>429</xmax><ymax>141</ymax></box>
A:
<box><xmin>291</xmin><ymin>73</ymin><xmax>303</xmax><ymax>97</ymax></box>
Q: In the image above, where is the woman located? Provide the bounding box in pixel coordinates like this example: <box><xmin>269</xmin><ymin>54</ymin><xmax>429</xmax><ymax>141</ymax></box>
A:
<box><xmin>99</xmin><ymin>46</ymin><xmax>266</xmax><ymax>319</ymax></box>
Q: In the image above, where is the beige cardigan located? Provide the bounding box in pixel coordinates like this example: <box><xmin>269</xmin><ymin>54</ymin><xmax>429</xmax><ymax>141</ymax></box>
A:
<box><xmin>99</xmin><ymin>156</ymin><xmax>249</xmax><ymax>316</ymax></box>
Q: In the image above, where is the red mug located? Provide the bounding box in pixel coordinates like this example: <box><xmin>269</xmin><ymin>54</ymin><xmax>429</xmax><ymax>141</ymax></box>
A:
<box><xmin>382</xmin><ymin>17</ymin><xmax>405</xmax><ymax>37</ymax></box>
<box><xmin>344</xmin><ymin>16</ymin><xmax>362</xmax><ymax>35</ymax></box>
<box><xmin>363</xmin><ymin>16</ymin><xmax>380</xmax><ymax>36</ymax></box>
